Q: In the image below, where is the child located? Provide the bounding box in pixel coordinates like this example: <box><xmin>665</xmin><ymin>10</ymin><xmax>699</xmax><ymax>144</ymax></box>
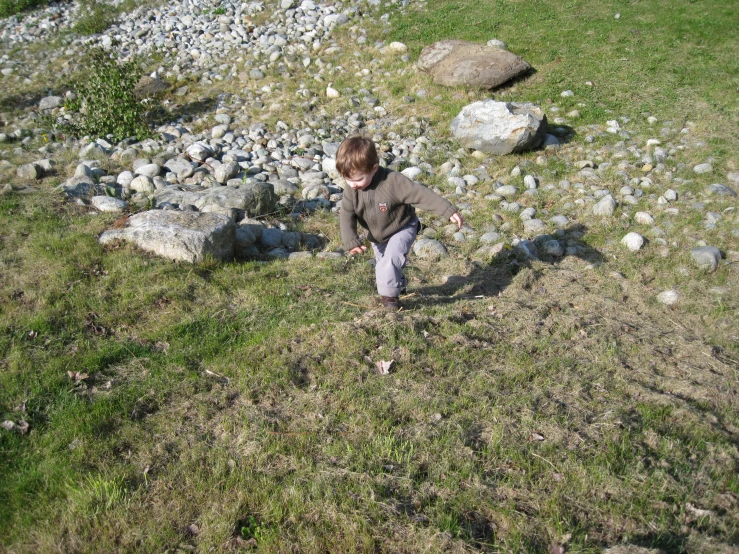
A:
<box><xmin>337</xmin><ymin>136</ymin><xmax>463</xmax><ymax>310</ymax></box>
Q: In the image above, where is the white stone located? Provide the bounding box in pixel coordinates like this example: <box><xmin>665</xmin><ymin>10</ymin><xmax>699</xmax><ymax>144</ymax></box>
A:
<box><xmin>634</xmin><ymin>212</ymin><xmax>654</xmax><ymax>225</ymax></box>
<box><xmin>656</xmin><ymin>290</ymin><xmax>680</xmax><ymax>306</ymax></box>
<box><xmin>621</xmin><ymin>232</ymin><xmax>645</xmax><ymax>252</ymax></box>
<box><xmin>91</xmin><ymin>196</ymin><xmax>128</xmax><ymax>212</ymax></box>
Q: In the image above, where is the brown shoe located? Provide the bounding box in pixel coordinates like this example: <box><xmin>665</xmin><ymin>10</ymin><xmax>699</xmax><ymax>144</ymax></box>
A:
<box><xmin>380</xmin><ymin>296</ymin><xmax>401</xmax><ymax>310</ymax></box>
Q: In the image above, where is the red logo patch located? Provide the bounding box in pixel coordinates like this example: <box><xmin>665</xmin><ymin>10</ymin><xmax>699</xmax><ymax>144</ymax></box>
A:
<box><xmin>379</xmin><ymin>202</ymin><xmax>387</xmax><ymax>212</ymax></box>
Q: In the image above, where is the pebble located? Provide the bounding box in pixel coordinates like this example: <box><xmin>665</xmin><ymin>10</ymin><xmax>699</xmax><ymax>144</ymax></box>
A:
<box><xmin>656</xmin><ymin>290</ymin><xmax>680</xmax><ymax>306</ymax></box>
<box><xmin>621</xmin><ymin>232</ymin><xmax>645</xmax><ymax>252</ymax></box>
<box><xmin>690</xmin><ymin>246</ymin><xmax>721</xmax><ymax>271</ymax></box>
<box><xmin>693</xmin><ymin>163</ymin><xmax>713</xmax><ymax>174</ymax></box>
<box><xmin>593</xmin><ymin>195</ymin><xmax>617</xmax><ymax>216</ymax></box>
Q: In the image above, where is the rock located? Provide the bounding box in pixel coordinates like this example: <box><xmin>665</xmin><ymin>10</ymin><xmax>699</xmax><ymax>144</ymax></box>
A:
<box><xmin>326</xmin><ymin>85</ymin><xmax>340</xmax><ymax>98</ymax></box>
<box><xmin>592</xmin><ymin>194</ymin><xmax>617</xmax><ymax>216</ymax></box>
<box><xmin>621</xmin><ymin>232</ymin><xmax>645</xmax><ymax>251</ymax></box>
<box><xmin>135</xmin><ymin>163</ymin><xmax>161</xmax><ymax>178</ymax></box>
<box><xmin>386</xmin><ymin>41</ymin><xmax>408</xmax><ymax>54</ymax></box>
<box><xmin>130</xmin><ymin>175</ymin><xmax>156</xmax><ymax>193</ymax></box>
<box><xmin>541</xmin><ymin>239</ymin><xmax>564</xmax><ymax>257</ymax></box>
<box><xmin>39</xmin><ymin>96</ymin><xmax>63</xmax><ymax>110</ymax></box>
<box><xmin>523</xmin><ymin>219</ymin><xmax>547</xmax><ymax>237</ymax></box>
<box><xmin>117</xmin><ymin>171</ymin><xmax>134</xmax><ymax>187</ymax></box>
<box><xmin>186</xmin><ymin>142</ymin><xmax>213</xmax><ymax>162</ymax></box>
<box><xmin>99</xmin><ymin>211</ymin><xmax>235</xmax><ymax>263</ymax></box>
<box><xmin>154</xmin><ymin>182</ymin><xmax>277</xmax><ymax>218</ymax></box>
<box><xmin>473</xmin><ymin>242</ymin><xmax>507</xmax><ymax>260</ymax></box>
<box><xmin>413</xmin><ymin>237</ymin><xmax>448</xmax><ymax>260</ymax></box>
<box><xmin>450</xmin><ymin>100</ymin><xmax>547</xmax><ymax>155</ymax></box>
<box><xmin>550</xmin><ymin>215</ymin><xmax>569</xmax><ymax>228</ymax></box>
<box><xmin>690</xmin><ymin>246</ymin><xmax>721</xmax><ymax>271</ymax></box>
<box><xmin>705</xmin><ymin>183</ymin><xmax>736</xmax><ymax>197</ymax></box>
<box><xmin>418</xmin><ymin>39</ymin><xmax>530</xmax><ymax>88</ymax></box>
<box><xmin>215</xmin><ymin>162</ymin><xmax>239</xmax><ymax>184</ymax></box>
<box><xmin>480</xmin><ymin>231</ymin><xmax>500</xmax><ymax>244</ymax></box>
<box><xmin>402</xmin><ymin>167</ymin><xmax>423</xmax><ymax>180</ymax></box>
<box><xmin>91</xmin><ymin>196</ymin><xmax>128</xmax><ymax>212</ymax></box>
<box><xmin>523</xmin><ymin>175</ymin><xmax>537</xmax><ymax>189</ymax></box>
<box><xmin>486</xmin><ymin>39</ymin><xmax>507</xmax><ymax>49</ymax></box>
<box><xmin>57</xmin><ymin>176</ymin><xmax>104</xmax><ymax>199</ymax></box>
<box><xmin>495</xmin><ymin>184</ymin><xmax>517</xmax><ymax>198</ymax></box>
<box><xmin>134</xmin><ymin>76</ymin><xmax>170</xmax><ymax>97</ymax></box>
<box><xmin>656</xmin><ymin>290</ymin><xmax>680</xmax><ymax>306</ymax></box>
<box><xmin>16</xmin><ymin>163</ymin><xmax>41</xmax><ymax>180</ymax></box>
<box><xmin>635</xmin><ymin>212</ymin><xmax>654</xmax><ymax>225</ymax></box>
<box><xmin>693</xmin><ymin>163</ymin><xmax>712</xmax><ymax>174</ymax></box>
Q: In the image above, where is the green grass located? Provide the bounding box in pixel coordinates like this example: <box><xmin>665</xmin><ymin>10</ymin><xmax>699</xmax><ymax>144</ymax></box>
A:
<box><xmin>1</xmin><ymin>0</ymin><xmax>738</xmax><ymax>552</ymax></box>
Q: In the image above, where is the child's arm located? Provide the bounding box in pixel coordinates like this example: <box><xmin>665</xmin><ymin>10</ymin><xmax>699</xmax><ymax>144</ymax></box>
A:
<box><xmin>339</xmin><ymin>190</ymin><xmax>367</xmax><ymax>254</ymax></box>
<box><xmin>391</xmin><ymin>173</ymin><xmax>464</xmax><ymax>228</ymax></box>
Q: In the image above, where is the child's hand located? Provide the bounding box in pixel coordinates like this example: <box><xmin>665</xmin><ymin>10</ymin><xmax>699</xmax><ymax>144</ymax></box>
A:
<box><xmin>349</xmin><ymin>245</ymin><xmax>368</xmax><ymax>255</ymax></box>
<box><xmin>450</xmin><ymin>212</ymin><xmax>463</xmax><ymax>229</ymax></box>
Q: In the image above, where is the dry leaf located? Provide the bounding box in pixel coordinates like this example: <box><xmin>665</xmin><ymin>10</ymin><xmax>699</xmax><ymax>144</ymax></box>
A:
<box><xmin>685</xmin><ymin>502</ymin><xmax>714</xmax><ymax>518</ymax></box>
<box><xmin>204</xmin><ymin>369</ymin><xmax>230</xmax><ymax>384</ymax></box>
<box><xmin>529</xmin><ymin>432</ymin><xmax>545</xmax><ymax>441</ymax></box>
<box><xmin>67</xmin><ymin>371</ymin><xmax>89</xmax><ymax>381</ymax></box>
<box><xmin>16</xmin><ymin>421</ymin><xmax>29</xmax><ymax>434</ymax></box>
<box><xmin>375</xmin><ymin>360</ymin><xmax>394</xmax><ymax>375</ymax></box>
<box><xmin>552</xmin><ymin>473</ymin><xmax>564</xmax><ymax>482</ymax></box>
<box><xmin>1</xmin><ymin>420</ymin><xmax>15</xmax><ymax>431</ymax></box>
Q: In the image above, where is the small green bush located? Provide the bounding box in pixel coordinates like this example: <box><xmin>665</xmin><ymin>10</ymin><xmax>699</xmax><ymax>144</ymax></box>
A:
<box><xmin>65</xmin><ymin>47</ymin><xmax>150</xmax><ymax>143</ymax></box>
<box><xmin>0</xmin><ymin>0</ymin><xmax>46</xmax><ymax>18</ymax></box>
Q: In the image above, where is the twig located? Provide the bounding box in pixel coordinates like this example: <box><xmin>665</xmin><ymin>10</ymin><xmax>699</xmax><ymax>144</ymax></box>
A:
<box><xmin>531</xmin><ymin>452</ymin><xmax>559</xmax><ymax>472</ymax></box>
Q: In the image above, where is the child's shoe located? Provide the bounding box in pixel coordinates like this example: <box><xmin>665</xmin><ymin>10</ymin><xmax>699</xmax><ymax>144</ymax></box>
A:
<box><xmin>380</xmin><ymin>296</ymin><xmax>401</xmax><ymax>310</ymax></box>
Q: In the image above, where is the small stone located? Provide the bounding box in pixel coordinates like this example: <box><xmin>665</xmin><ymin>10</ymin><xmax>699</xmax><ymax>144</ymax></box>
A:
<box><xmin>634</xmin><ymin>212</ymin><xmax>654</xmax><ymax>225</ymax></box>
<box><xmin>657</xmin><ymin>290</ymin><xmax>679</xmax><ymax>306</ymax></box>
<box><xmin>91</xmin><ymin>196</ymin><xmax>128</xmax><ymax>212</ymax></box>
<box><xmin>486</xmin><ymin>39</ymin><xmax>507</xmax><ymax>49</ymax></box>
<box><xmin>523</xmin><ymin>175</ymin><xmax>537</xmax><ymax>189</ymax></box>
<box><xmin>592</xmin><ymin>194</ymin><xmax>617</xmax><ymax>216</ymax></box>
<box><xmin>621</xmin><ymin>232</ymin><xmax>645</xmax><ymax>252</ymax></box>
<box><xmin>705</xmin><ymin>184</ymin><xmax>736</xmax><ymax>197</ymax></box>
<box><xmin>413</xmin><ymin>237</ymin><xmax>448</xmax><ymax>260</ymax></box>
<box><xmin>693</xmin><ymin>163</ymin><xmax>713</xmax><ymax>174</ymax></box>
<box><xmin>495</xmin><ymin>184</ymin><xmax>517</xmax><ymax>198</ymax></box>
<box><xmin>663</xmin><ymin>189</ymin><xmax>677</xmax><ymax>202</ymax></box>
<box><xmin>523</xmin><ymin>219</ymin><xmax>546</xmax><ymax>235</ymax></box>
<box><xmin>560</xmin><ymin>90</ymin><xmax>574</xmax><ymax>97</ymax></box>
<box><xmin>541</xmin><ymin>239</ymin><xmax>564</xmax><ymax>257</ymax></box>
<box><xmin>690</xmin><ymin>246</ymin><xmax>721</xmax><ymax>272</ymax></box>
<box><xmin>326</xmin><ymin>86</ymin><xmax>340</xmax><ymax>98</ymax></box>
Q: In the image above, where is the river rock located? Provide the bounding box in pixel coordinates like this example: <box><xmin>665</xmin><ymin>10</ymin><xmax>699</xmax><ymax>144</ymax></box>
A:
<box><xmin>450</xmin><ymin>100</ymin><xmax>547</xmax><ymax>155</ymax></box>
<box><xmin>418</xmin><ymin>40</ymin><xmax>530</xmax><ymax>88</ymax></box>
<box><xmin>621</xmin><ymin>232</ymin><xmax>645</xmax><ymax>251</ymax></box>
<box><xmin>91</xmin><ymin>196</ymin><xmax>128</xmax><ymax>212</ymax></box>
<box><xmin>413</xmin><ymin>237</ymin><xmax>448</xmax><ymax>260</ymax></box>
<box><xmin>593</xmin><ymin>194</ymin><xmax>617</xmax><ymax>216</ymax></box>
<box><xmin>98</xmin><ymin>211</ymin><xmax>235</xmax><ymax>263</ymax></box>
<box><xmin>690</xmin><ymin>246</ymin><xmax>721</xmax><ymax>271</ymax></box>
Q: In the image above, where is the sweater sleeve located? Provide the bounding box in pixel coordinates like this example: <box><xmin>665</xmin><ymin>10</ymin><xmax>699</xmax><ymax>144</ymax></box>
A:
<box><xmin>339</xmin><ymin>189</ymin><xmax>364</xmax><ymax>251</ymax></box>
<box><xmin>390</xmin><ymin>172</ymin><xmax>458</xmax><ymax>221</ymax></box>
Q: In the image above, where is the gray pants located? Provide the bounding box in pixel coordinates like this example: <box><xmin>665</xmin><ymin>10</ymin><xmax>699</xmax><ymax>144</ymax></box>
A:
<box><xmin>371</xmin><ymin>218</ymin><xmax>418</xmax><ymax>297</ymax></box>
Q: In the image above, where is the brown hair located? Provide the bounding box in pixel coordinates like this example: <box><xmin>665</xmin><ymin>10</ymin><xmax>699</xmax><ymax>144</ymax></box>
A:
<box><xmin>335</xmin><ymin>136</ymin><xmax>379</xmax><ymax>178</ymax></box>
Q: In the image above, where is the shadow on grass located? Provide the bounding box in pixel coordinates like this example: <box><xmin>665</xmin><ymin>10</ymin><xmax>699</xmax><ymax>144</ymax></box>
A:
<box><xmin>407</xmin><ymin>224</ymin><xmax>605</xmax><ymax>308</ymax></box>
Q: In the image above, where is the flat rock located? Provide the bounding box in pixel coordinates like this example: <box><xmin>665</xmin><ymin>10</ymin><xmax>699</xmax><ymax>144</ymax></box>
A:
<box><xmin>418</xmin><ymin>39</ymin><xmax>530</xmax><ymax>88</ymax></box>
<box><xmin>99</xmin><ymin>210</ymin><xmax>235</xmax><ymax>263</ymax></box>
<box><xmin>450</xmin><ymin>100</ymin><xmax>547</xmax><ymax>155</ymax></box>
<box><xmin>154</xmin><ymin>181</ymin><xmax>276</xmax><ymax>217</ymax></box>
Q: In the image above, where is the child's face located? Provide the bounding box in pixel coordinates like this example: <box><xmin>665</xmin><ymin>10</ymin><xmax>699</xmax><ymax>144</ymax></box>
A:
<box><xmin>344</xmin><ymin>164</ymin><xmax>379</xmax><ymax>191</ymax></box>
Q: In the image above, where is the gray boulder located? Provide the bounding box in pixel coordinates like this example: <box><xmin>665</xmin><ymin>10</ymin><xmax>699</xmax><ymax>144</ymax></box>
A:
<box><xmin>593</xmin><ymin>194</ymin><xmax>617</xmax><ymax>216</ymax></box>
<box><xmin>450</xmin><ymin>100</ymin><xmax>547</xmax><ymax>155</ymax></box>
<box><xmin>705</xmin><ymin>184</ymin><xmax>736</xmax><ymax>197</ymax></box>
<box><xmin>17</xmin><ymin>163</ymin><xmax>42</xmax><ymax>180</ymax></box>
<box><xmin>39</xmin><ymin>96</ymin><xmax>64</xmax><ymax>110</ymax></box>
<box><xmin>417</xmin><ymin>40</ymin><xmax>530</xmax><ymax>88</ymax></box>
<box><xmin>154</xmin><ymin>182</ymin><xmax>276</xmax><ymax>218</ymax></box>
<box><xmin>98</xmin><ymin>211</ymin><xmax>235</xmax><ymax>263</ymax></box>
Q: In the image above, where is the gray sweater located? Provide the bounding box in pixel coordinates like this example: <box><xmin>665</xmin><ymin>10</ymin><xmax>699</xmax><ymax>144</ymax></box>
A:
<box><xmin>340</xmin><ymin>167</ymin><xmax>457</xmax><ymax>250</ymax></box>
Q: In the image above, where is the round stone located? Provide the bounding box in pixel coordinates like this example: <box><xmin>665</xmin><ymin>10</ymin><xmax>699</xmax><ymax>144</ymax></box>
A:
<box><xmin>621</xmin><ymin>232</ymin><xmax>645</xmax><ymax>252</ymax></box>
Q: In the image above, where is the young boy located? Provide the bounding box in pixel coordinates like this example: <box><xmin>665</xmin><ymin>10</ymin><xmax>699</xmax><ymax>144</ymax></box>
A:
<box><xmin>337</xmin><ymin>136</ymin><xmax>463</xmax><ymax>310</ymax></box>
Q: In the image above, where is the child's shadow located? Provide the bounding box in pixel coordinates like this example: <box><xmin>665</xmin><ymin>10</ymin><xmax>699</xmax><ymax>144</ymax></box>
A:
<box><xmin>406</xmin><ymin>224</ymin><xmax>605</xmax><ymax>307</ymax></box>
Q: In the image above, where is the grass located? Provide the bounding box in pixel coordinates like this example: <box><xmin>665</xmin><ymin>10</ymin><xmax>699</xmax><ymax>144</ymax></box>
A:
<box><xmin>1</xmin><ymin>0</ymin><xmax>738</xmax><ymax>552</ymax></box>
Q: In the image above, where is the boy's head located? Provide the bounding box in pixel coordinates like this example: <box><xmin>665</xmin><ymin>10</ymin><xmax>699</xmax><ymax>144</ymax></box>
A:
<box><xmin>336</xmin><ymin>136</ymin><xmax>379</xmax><ymax>180</ymax></box>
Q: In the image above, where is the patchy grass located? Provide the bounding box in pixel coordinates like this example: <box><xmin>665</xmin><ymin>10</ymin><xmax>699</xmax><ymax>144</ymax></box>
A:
<box><xmin>1</xmin><ymin>0</ymin><xmax>738</xmax><ymax>552</ymax></box>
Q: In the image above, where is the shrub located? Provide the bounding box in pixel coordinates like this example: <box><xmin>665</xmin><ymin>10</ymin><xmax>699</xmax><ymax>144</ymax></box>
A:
<box><xmin>72</xmin><ymin>0</ymin><xmax>116</xmax><ymax>35</ymax></box>
<box><xmin>65</xmin><ymin>47</ymin><xmax>150</xmax><ymax>143</ymax></box>
<box><xmin>0</xmin><ymin>0</ymin><xmax>47</xmax><ymax>18</ymax></box>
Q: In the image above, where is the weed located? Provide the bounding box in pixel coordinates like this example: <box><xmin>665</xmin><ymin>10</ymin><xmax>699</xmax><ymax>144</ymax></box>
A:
<box><xmin>62</xmin><ymin>47</ymin><xmax>150</xmax><ymax>142</ymax></box>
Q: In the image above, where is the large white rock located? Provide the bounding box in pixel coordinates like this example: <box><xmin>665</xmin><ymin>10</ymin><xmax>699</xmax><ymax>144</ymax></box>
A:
<box><xmin>98</xmin><ymin>211</ymin><xmax>235</xmax><ymax>263</ymax></box>
<box><xmin>450</xmin><ymin>100</ymin><xmax>547</xmax><ymax>155</ymax></box>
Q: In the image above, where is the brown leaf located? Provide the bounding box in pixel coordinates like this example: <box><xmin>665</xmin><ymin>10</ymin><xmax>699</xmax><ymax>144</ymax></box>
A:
<box><xmin>375</xmin><ymin>360</ymin><xmax>394</xmax><ymax>375</ymax></box>
<box><xmin>528</xmin><ymin>432</ymin><xmax>545</xmax><ymax>442</ymax></box>
<box><xmin>67</xmin><ymin>371</ymin><xmax>89</xmax><ymax>381</ymax></box>
<box><xmin>16</xmin><ymin>420</ymin><xmax>29</xmax><ymax>435</ymax></box>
